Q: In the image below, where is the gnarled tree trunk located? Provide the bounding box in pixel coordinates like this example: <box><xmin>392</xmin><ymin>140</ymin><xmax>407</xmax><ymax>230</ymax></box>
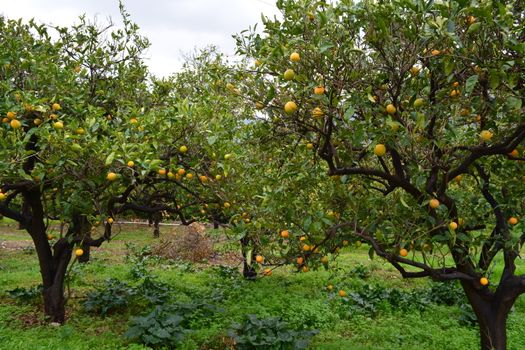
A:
<box><xmin>25</xmin><ymin>188</ymin><xmax>73</xmax><ymax>323</ymax></box>
<box><xmin>461</xmin><ymin>281</ymin><xmax>518</xmax><ymax>350</ymax></box>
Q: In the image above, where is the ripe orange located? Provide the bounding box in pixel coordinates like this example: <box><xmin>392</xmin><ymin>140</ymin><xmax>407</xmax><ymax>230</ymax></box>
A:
<box><xmin>263</xmin><ymin>268</ymin><xmax>272</xmax><ymax>276</ymax></box>
<box><xmin>410</xmin><ymin>66</ymin><xmax>420</xmax><ymax>76</ymax></box>
<box><xmin>127</xmin><ymin>161</ymin><xmax>135</xmax><ymax>167</ymax></box>
<box><xmin>296</xmin><ymin>257</ymin><xmax>304</xmax><ymax>265</ymax></box>
<box><xmin>480</xmin><ymin>130</ymin><xmax>493</xmax><ymax>141</ymax></box>
<box><xmin>509</xmin><ymin>149</ymin><xmax>519</xmax><ymax>157</ymax></box>
<box><xmin>158</xmin><ymin>169</ymin><xmax>167</xmax><ymax>176</ymax></box>
<box><xmin>314</xmin><ymin>86</ymin><xmax>325</xmax><ymax>95</ymax></box>
<box><xmin>399</xmin><ymin>248</ymin><xmax>408</xmax><ymax>257</ymax></box>
<box><xmin>53</xmin><ymin>121</ymin><xmax>64</xmax><ymax>130</ymax></box>
<box><xmin>312</xmin><ymin>107</ymin><xmax>324</xmax><ymax>118</ymax></box>
<box><xmin>52</xmin><ymin>103</ymin><xmax>61</xmax><ymax>111</ymax></box>
<box><xmin>75</xmin><ymin>249</ymin><xmax>84</xmax><ymax>257</ymax></box>
<box><xmin>338</xmin><ymin>290</ymin><xmax>347</xmax><ymax>297</ymax></box>
<box><xmin>284</xmin><ymin>101</ymin><xmax>298</xmax><ymax>114</ymax></box>
<box><xmin>431</xmin><ymin>49</ymin><xmax>441</xmax><ymax>56</ymax></box>
<box><xmin>449</xmin><ymin>221</ymin><xmax>458</xmax><ymax>230</ymax></box>
<box><xmin>480</xmin><ymin>277</ymin><xmax>489</xmax><ymax>286</ymax></box>
<box><xmin>374</xmin><ymin>144</ymin><xmax>386</xmax><ymax>157</ymax></box>
<box><xmin>386</xmin><ymin>104</ymin><xmax>396</xmax><ymax>115</ymax></box>
<box><xmin>429</xmin><ymin>198</ymin><xmax>440</xmax><ymax>209</ymax></box>
<box><xmin>508</xmin><ymin>217</ymin><xmax>518</xmax><ymax>225</ymax></box>
<box><xmin>280</xmin><ymin>230</ymin><xmax>290</xmax><ymax>239</ymax></box>
<box><xmin>10</xmin><ymin>119</ymin><xmax>22</xmax><ymax>129</ymax></box>
<box><xmin>289</xmin><ymin>52</ymin><xmax>300</xmax><ymax>62</ymax></box>
<box><xmin>302</xmin><ymin>244</ymin><xmax>311</xmax><ymax>252</ymax></box>
<box><xmin>6</xmin><ymin>111</ymin><xmax>16</xmax><ymax>119</ymax></box>
<box><xmin>302</xmin><ymin>265</ymin><xmax>309</xmax><ymax>273</ymax></box>
<box><xmin>107</xmin><ymin>172</ymin><xmax>118</xmax><ymax>181</ymax></box>
<box><xmin>199</xmin><ymin>175</ymin><xmax>208</xmax><ymax>182</ymax></box>
<box><xmin>255</xmin><ymin>255</ymin><xmax>264</xmax><ymax>263</ymax></box>
<box><xmin>185</xmin><ymin>173</ymin><xmax>193</xmax><ymax>179</ymax></box>
<box><xmin>454</xmin><ymin>175</ymin><xmax>462</xmax><ymax>183</ymax></box>
<box><xmin>177</xmin><ymin>168</ymin><xmax>186</xmax><ymax>176</ymax></box>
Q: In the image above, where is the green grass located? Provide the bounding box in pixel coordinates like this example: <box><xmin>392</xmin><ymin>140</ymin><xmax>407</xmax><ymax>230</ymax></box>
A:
<box><xmin>2</xmin><ymin>227</ymin><xmax>525</xmax><ymax>349</ymax></box>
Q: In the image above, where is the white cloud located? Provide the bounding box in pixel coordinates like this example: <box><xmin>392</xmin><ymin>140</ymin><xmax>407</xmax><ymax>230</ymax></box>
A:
<box><xmin>0</xmin><ymin>0</ymin><xmax>280</xmax><ymax>76</ymax></box>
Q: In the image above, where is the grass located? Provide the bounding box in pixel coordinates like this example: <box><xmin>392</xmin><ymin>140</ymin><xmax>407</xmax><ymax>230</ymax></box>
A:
<box><xmin>1</xmin><ymin>225</ymin><xmax>525</xmax><ymax>349</ymax></box>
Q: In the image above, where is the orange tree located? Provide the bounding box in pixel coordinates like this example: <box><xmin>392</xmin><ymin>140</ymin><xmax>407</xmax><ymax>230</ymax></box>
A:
<box><xmin>237</xmin><ymin>0</ymin><xmax>525</xmax><ymax>348</ymax></box>
<box><xmin>0</xmin><ymin>12</ymin><xmax>157</xmax><ymax>322</ymax></box>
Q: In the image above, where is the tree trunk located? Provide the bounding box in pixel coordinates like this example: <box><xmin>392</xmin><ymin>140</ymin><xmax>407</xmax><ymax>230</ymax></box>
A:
<box><xmin>240</xmin><ymin>237</ymin><xmax>257</xmax><ymax>280</ymax></box>
<box><xmin>74</xmin><ymin>215</ymin><xmax>92</xmax><ymax>263</ymax></box>
<box><xmin>152</xmin><ymin>212</ymin><xmax>161</xmax><ymax>238</ymax></box>
<box><xmin>43</xmin><ymin>284</ymin><xmax>66</xmax><ymax>323</ymax></box>
<box><xmin>461</xmin><ymin>281</ymin><xmax>513</xmax><ymax>350</ymax></box>
<box><xmin>478</xmin><ymin>311</ymin><xmax>507</xmax><ymax>350</ymax></box>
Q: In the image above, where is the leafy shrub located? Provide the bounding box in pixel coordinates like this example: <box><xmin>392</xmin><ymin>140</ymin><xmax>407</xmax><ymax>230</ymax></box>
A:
<box><xmin>227</xmin><ymin>314</ymin><xmax>319</xmax><ymax>350</ymax></box>
<box><xmin>427</xmin><ymin>281</ymin><xmax>466</xmax><ymax>306</ymax></box>
<box><xmin>84</xmin><ymin>279</ymin><xmax>135</xmax><ymax>315</ymax></box>
<box><xmin>341</xmin><ymin>285</ymin><xmax>429</xmax><ymax>317</ymax></box>
<box><xmin>124</xmin><ymin>301</ymin><xmax>219</xmax><ymax>348</ymax></box>
<box><xmin>125</xmin><ymin>243</ymin><xmax>154</xmax><ymax>280</ymax></box>
<box><xmin>458</xmin><ymin>302</ymin><xmax>478</xmax><ymax>327</ymax></box>
<box><xmin>124</xmin><ymin>305</ymin><xmax>189</xmax><ymax>349</ymax></box>
<box><xmin>138</xmin><ymin>277</ymin><xmax>172</xmax><ymax>305</ymax></box>
<box><xmin>349</xmin><ymin>263</ymin><xmax>371</xmax><ymax>279</ymax></box>
<box><xmin>7</xmin><ymin>285</ymin><xmax>42</xmax><ymax>303</ymax></box>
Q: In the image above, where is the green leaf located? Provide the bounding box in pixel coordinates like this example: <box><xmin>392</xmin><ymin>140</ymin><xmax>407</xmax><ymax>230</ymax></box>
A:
<box><xmin>465</xmin><ymin>75</ymin><xmax>479</xmax><ymax>95</ymax></box>
<box><xmin>105</xmin><ymin>152</ymin><xmax>115</xmax><ymax>166</ymax></box>
<box><xmin>246</xmin><ymin>249</ymin><xmax>253</xmax><ymax>267</ymax></box>
<box><xmin>467</xmin><ymin>22</ymin><xmax>481</xmax><ymax>35</ymax></box>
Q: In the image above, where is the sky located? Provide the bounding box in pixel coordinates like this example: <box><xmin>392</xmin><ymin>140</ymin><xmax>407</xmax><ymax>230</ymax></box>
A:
<box><xmin>0</xmin><ymin>0</ymin><xmax>280</xmax><ymax>77</ymax></box>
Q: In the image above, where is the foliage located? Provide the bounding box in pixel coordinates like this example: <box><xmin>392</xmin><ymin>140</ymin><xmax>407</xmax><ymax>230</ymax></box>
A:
<box><xmin>124</xmin><ymin>301</ymin><xmax>219</xmax><ymax>349</ymax></box>
<box><xmin>7</xmin><ymin>285</ymin><xmax>43</xmax><ymax>304</ymax></box>
<box><xmin>228</xmin><ymin>314</ymin><xmax>319</xmax><ymax>350</ymax></box>
<box><xmin>83</xmin><ymin>279</ymin><xmax>136</xmax><ymax>316</ymax></box>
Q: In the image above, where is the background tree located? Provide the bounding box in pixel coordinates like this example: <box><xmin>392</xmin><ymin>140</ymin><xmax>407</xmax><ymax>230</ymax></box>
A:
<box><xmin>237</xmin><ymin>0</ymin><xmax>525</xmax><ymax>348</ymax></box>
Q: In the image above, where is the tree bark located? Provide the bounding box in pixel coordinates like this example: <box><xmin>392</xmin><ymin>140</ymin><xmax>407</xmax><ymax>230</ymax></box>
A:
<box><xmin>461</xmin><ymin>281</ymin><xmax>513</xmax><ymax>350</ymax></box>
<box><xmin>240</xmin><ymin>236</ymin><xmax>257</xmax><ymax>280</ymax></box>
<box><xmin>23</xmin><ymin>188</ymin><xmax>73</xmax><ymax>324</ymax></box>
<box><xmin>152</xmin><ymin>212</ymin><xmax>161</xmax><ymax>238</ymax></box>
<box><xmin>74</xmin><ymin>215</ymin><xmax>92</xmax><ymax>263</ymax></box>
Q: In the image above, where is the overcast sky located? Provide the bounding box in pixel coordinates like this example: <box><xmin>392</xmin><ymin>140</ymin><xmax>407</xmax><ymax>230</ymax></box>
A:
<box><xmin>0</xmin><ymin>0</ymin><xmax>280</xmax><ymax>77</ymax></box>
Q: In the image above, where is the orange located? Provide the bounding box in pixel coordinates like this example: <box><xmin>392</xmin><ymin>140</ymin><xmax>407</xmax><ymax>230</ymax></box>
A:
<box><xmin>280</xmin><ymin>230</ymin><xmax>290</xmax><ymax>238</ymax></box>
<box><xmin>255</xmin><ymin>255</ymin><xmax>264</xmax><ymax>263</ymax></box>
<box><xmin>106</xmin><ymin>172</ymin><xmax>118</xmax><ymax>181</ymax></box>
<box><xmin>289</xmin><ymin>52</ymin><xmax>300</xmax><ymax>62</ymax></box>
<box><xmin>429</xmin><ymin>198</ymin><xmax>440</xmax><ymax>209</ymax></box>
<box><xmin>314</xmin><ymin>86</ymin><xmax>325</xmax><ymax>95</ymax></box>
<box><xmin>399</xmin><ymin>248</ymin><xmax>408</xmax><ymax>257</ymax></box>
